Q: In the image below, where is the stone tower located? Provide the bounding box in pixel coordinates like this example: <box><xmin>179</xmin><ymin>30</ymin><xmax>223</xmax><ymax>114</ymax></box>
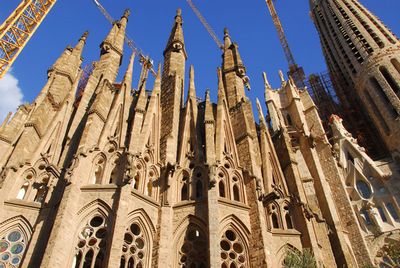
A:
<box><xmin>309</xmin><ymin>0</ymin><xmax>400</xmax><ymax>159</ymax></box>
<box><xmin>0</xmin><ymin>7</ymin><xmax>399</xmax><ymax>268</ymax></box>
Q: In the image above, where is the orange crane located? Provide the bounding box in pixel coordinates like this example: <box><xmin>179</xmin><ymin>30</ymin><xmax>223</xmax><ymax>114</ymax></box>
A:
<box><xmin>0</xmin><ymin>0</ymin><xmax>57</xmax><ymax>79</ymax></box>
<box><xmin>93</xmin><ymin>0</ymin><xmax>156</xmax><ymax>76</ymax></box>
<box><xmin>265</xmin><ymin>0</ymin><xmax>305</xmax><ymax>88</ymax></box>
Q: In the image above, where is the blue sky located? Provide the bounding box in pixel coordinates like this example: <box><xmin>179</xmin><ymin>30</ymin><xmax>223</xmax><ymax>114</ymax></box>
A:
<box><xmin>0</xmin><ymin>0</ymin><xmax>399</xmax><ymax>122</ymax></box>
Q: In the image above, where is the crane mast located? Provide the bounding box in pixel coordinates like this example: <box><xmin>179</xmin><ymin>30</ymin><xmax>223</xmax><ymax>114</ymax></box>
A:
<box><xmin>265</xmin><ymin>0</ymin><xmax>305</xmax><ymax>88</ymax></box>
<box><xmin>0</xmin><ymin>0</ymin><xmax>57</xmax><ymax>79</ymax></box>
<box><xmin>92</xmin><ymin>0</ymin><xmax>156</xmax><ymax>76</ymax></box>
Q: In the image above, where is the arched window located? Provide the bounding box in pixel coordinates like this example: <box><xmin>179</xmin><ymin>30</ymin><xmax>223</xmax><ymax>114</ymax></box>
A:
<box><xmin>272</xmin><ymin>213</ymin><xmax>279</xmax><ymax>229</ymax></box>
<box><xmin>386</xmin><ymin>203</ymin><xmax>399</xmax><ymax>220</ymax></box>
<box><xmin>195</xmin><ymin>180</ymin><xmax>203</xmax><ymax>199</ymax></box>
<box><xmin>178</xmin><ymin>224</ymin><xmax>207</xmax><ymax>268</ymax></box>
<box><xmin>233</xmin><ymin>185</ymin><xmax>240</xmax><ymax>202</ymax></box>
<box><xmin>120</xmin><ymin>223</ymin><xmax>148</xmax><ymax>268</ymax></box>
<box><xmin>16</xmin><ymin>182</ymin><xmax>29</xmax><ymax>200</ymax></box>
<box><xmin>0</xmin><ymin>229</ymin><xmax>27</xmax><ymax>267</ymax></box>
<box><xmin>74</xmin><ymin>216</ymin><xmax>108</xmax><ymax>268</ymax></box>
<box><xmin>220</xmin><ymin>229</ymin><xmax>248</xmax><ymax>267</ymax></box>
<box><xmin>181</xmin><ymin>183</ymin><xmax>188</xmax><ymax>201</ymax></box>
<box><xmin>219</xmin><ymin>181</ymin><xmax>226</xmax><ymax>198</ymax></box>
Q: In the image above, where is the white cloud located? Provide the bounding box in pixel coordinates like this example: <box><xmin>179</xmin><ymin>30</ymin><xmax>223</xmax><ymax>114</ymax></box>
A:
<box><xmin>0</xmin><ymin>71</ymin><xmax>24</xmax><ymax>124</ymax></box>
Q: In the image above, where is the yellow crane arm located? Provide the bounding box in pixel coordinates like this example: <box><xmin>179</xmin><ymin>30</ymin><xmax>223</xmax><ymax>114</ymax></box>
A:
<box><xmin>0</xmin><ymin>0</ymin><xmax>57</xmax><ymax>78</ymax></box>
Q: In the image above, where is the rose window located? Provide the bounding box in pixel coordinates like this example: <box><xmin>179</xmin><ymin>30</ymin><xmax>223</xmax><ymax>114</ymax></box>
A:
<box><xmin>220</xmin><ymin>229</ymin><xmax>247</xmax><ymax>268</ymax></box>
<box><xmin>178</xmin><ymin>226</ymin><xmax>207</xmax><ymax>268</ymax></box>
<box><xmin>120</xmin><ymin>223</ymin><xmax>146</xmax><ymax>268</ymax></box>
<box><xmin>0</xmin><ymin>230</ymin><xmax>26</xmax><ymax>268</ymax></box>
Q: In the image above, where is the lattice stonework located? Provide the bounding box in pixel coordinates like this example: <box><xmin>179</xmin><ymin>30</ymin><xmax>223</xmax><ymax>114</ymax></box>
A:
<box><xmin>0</xmin><ymin>0</ymin><xmax>56</xmax><ymax>78</ymax></box>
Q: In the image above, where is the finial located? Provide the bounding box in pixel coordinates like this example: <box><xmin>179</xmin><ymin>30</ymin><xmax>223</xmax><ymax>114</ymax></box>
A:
<box><xmin>262</xmin><ymin>72</ymin><xmax>271</xmax><ymax>89</ymax></box>
<box><xmin>278</xmin><ymin>70</ymin><xmax>285</xmax><ymax>83</ymax></box>
<box><xmin>122</xmin><ymin>9</ymin><xmax>131</xmax><ymax>19</ymax></box>
<box><xmin>224</xmin><ymin>27</ymin><xmax>229</xmax><ymax>36</ymax></box>
<box><xmin>176</xmin><ymin>8</ymin><xmax>182</xmax><ymax>16</ymax></box>
<box><xmin>205</xmin><ymin>89</ymin><xmax>211</xmax><ymax>102</ymax></box>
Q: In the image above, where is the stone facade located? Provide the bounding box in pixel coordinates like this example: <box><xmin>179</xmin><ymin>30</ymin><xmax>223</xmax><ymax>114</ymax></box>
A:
<box><xmin>0</xmin><ymin>6</ymin><xmax>399</xmax><ymax>268</ymax></box>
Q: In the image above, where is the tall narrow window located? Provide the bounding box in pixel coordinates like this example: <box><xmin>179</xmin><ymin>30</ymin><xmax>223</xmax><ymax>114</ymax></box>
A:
<box><xmin>285</xmin><ymin>214</ymin><xmax>293</xmax><ymax>229</ymax></box>
<box><xmin>181</xmin><ymin>183</ymin><xmax>188</xmax><ymax>201</ymax></box>
<box><xmin>82</xmin><ymin>249</ymin><xmax>93</xmax><ymax>268</ymax></box>
<box><xmin>133</xmin><ymin>174</ymin><xmax>140</xmax><ymax>190</ymax></box>
<box><xmin>377</xmin><ymin>206</ymin><xmax>388</xmax><ymax>222</ymax></box>
<box><xmin>272</xmin><ymin>213</ymin><xmax>279</xmax><ymax>229</ymax></box>
<box><xmin>34</xmin><ymin>185</ymin><xmax>48</xmax><ymax>203</ymax></box>
<box><xmin>370</xmin><ymin>77</ymin><xmax>398</xmax><ymax>118</ymax></box>
<box><xmin>379</xmin><ymin>66</ymin><xmax>400</xmax><ymax>95</ymax></box>
<box><xmin>92</xmin><ymin>158</ymin><xmax>105</xmax><ymax>184</ymax></box>
<box><xmin>365</xmin><ymin>91</ymin><xmax>391</xmax><ymax>134</ymax></box>
<box><xmin>109</xmin><ymin>163</ymin><xmax>118</xmax><ymax>184</ymax></box>
<box><xmin>386</xmin><ymin>203</ymin><xmax>399</xmax><ymax>220</ymax></box>
<box><xmin>391</xmin><ymin>59</ymin><xmax>400</xmax><ymax>76</ymax></box>
<box><xmin>233</xmin><ymin>185</ymin><xmax>240</xmax><ymax>202</ymax></box>
<box><xmin>178</xmin><ymin>225</ymin><xmax>207</xmax><ymax>267</ymax></box>
<box><xmin>195</xmin><ymin>180</ymin><xmax>203</xmax><ymax>199</ymax></box>
<box><xmin>219</xmin><ymin>181</ymin><xmax>226</xmax><ymax>198</ymax></box>
<box><xmin>16</xmin><ymin>182</ymin><xmax>29</xmax><ymax>200</ymax></box>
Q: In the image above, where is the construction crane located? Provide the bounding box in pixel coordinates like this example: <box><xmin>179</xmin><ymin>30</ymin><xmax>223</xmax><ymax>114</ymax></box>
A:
<box><xmin>186</xmin><ymin>0</ymin><xmax>223</xmax><ymax>50</ymax></box>
<box><xmin>0</xmin><ymin>0</ymin><xmax>57</xmax><ymax>79</ymax></box>
<box><xmin>92</xmin><ymin>0</ymin><xmax>156</xmax><ymax>76</ymax></box>
<box><xmin>265</xmin><ymin>0</ymin><xmax>305</xmax><ymax>88</ymax></box>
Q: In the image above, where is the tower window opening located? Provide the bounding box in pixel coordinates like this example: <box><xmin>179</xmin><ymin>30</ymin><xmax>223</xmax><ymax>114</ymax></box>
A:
<box><xmin>364</xmin><ymin>91</ymin><xmax>390</xmax><ymax>134</ymax></box>
<box><xmin>379</xmin><ymin>66</ymin><xmax>400</xmax><ymax>97</ymax></box>
<box><xmin>391</xmin><ymin>59</ymin><xmax>400</xmax><ymax>77</ymax></box>
<box><xmin>370</xmin><ymin>77</ymin><xmax>398</xmax><ymax>118</ymax></box>
<box><xmin>285</xmin><ymin>213</ymin><xmax>293</xmax><ymax>229</ymax></box>
<box><xmin>386</xmin><ymin>203</ymin><xmax>399</xmax><ymax>220</ymax></box>
<box><xmin>377</xmin><ymin>206</ymin><xmax>388</xmax><ymax>222</ymax></box>
<box><xmin>233</xmin><ymin>184</ymin><xmax>240</xmax><ymax>202</ymax></box>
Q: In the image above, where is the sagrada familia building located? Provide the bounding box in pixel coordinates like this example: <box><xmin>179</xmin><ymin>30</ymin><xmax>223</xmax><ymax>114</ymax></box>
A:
<box><xmin>0</xmin><ymin>0</ymin><xmax>399</xmax><ymax>267</ymax></box>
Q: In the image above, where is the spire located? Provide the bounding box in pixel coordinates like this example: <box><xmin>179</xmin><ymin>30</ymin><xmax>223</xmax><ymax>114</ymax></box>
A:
<box><xmin>101</xmin><ymin>9</ymin><xmax>129</xmax><ymax>55</ymax></box>
<box><xmin>188</xmin><ymin>65</ymin><xmax>196</xmax><ymax>99</ymax></box>
<box><xmin>123</xmin><ymin>52</ymin><xmax>135</xmax><ymax>88</ymax></box>
<box><xmin>217</xmin><ymin>68</ymin><xmax>225</xmax><ymax>101</ymax></box>
<box><xmin>72</xmin><ymin>31</ymin><xmax>88</xmax><ymax>56</ymax></box>
<box><xmin>256</xmin><ymin>98</ymin><xmax>267</xmax><ymax>129</ymax></box>
<box><xmin>204</xmin><ymin>89</ymin><xmax>214</xmax><ymax>122</ymax></box>
<box><xmin>164</xmin><ymin>8</ymin><xmax>186</xmax><ymax>58</ymax></box>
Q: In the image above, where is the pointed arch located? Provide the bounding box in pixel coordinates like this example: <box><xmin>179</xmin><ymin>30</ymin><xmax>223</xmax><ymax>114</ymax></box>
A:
<box><xmin>276</xmin><ymin>243</ymin><xmax>301</xmax><ymax>267</ymax></box>
<box><xmin>219</xmin><ymin>215</ymin><xmax>251</xmax><ymax>268</ymax></box>
<box><xmin>90</xmin><ymin>153</ymin><xmax>107</xmax><ymax>184</ymax></box>
<box><xmin>120</xmin><ymin>209</ymin><xmax>156</xmax><ymax>268</ymax></box>
<box><xmin>173</xmin><ymin>215</ymin><xmax>208</xmax><ymax>268</ymax></box>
